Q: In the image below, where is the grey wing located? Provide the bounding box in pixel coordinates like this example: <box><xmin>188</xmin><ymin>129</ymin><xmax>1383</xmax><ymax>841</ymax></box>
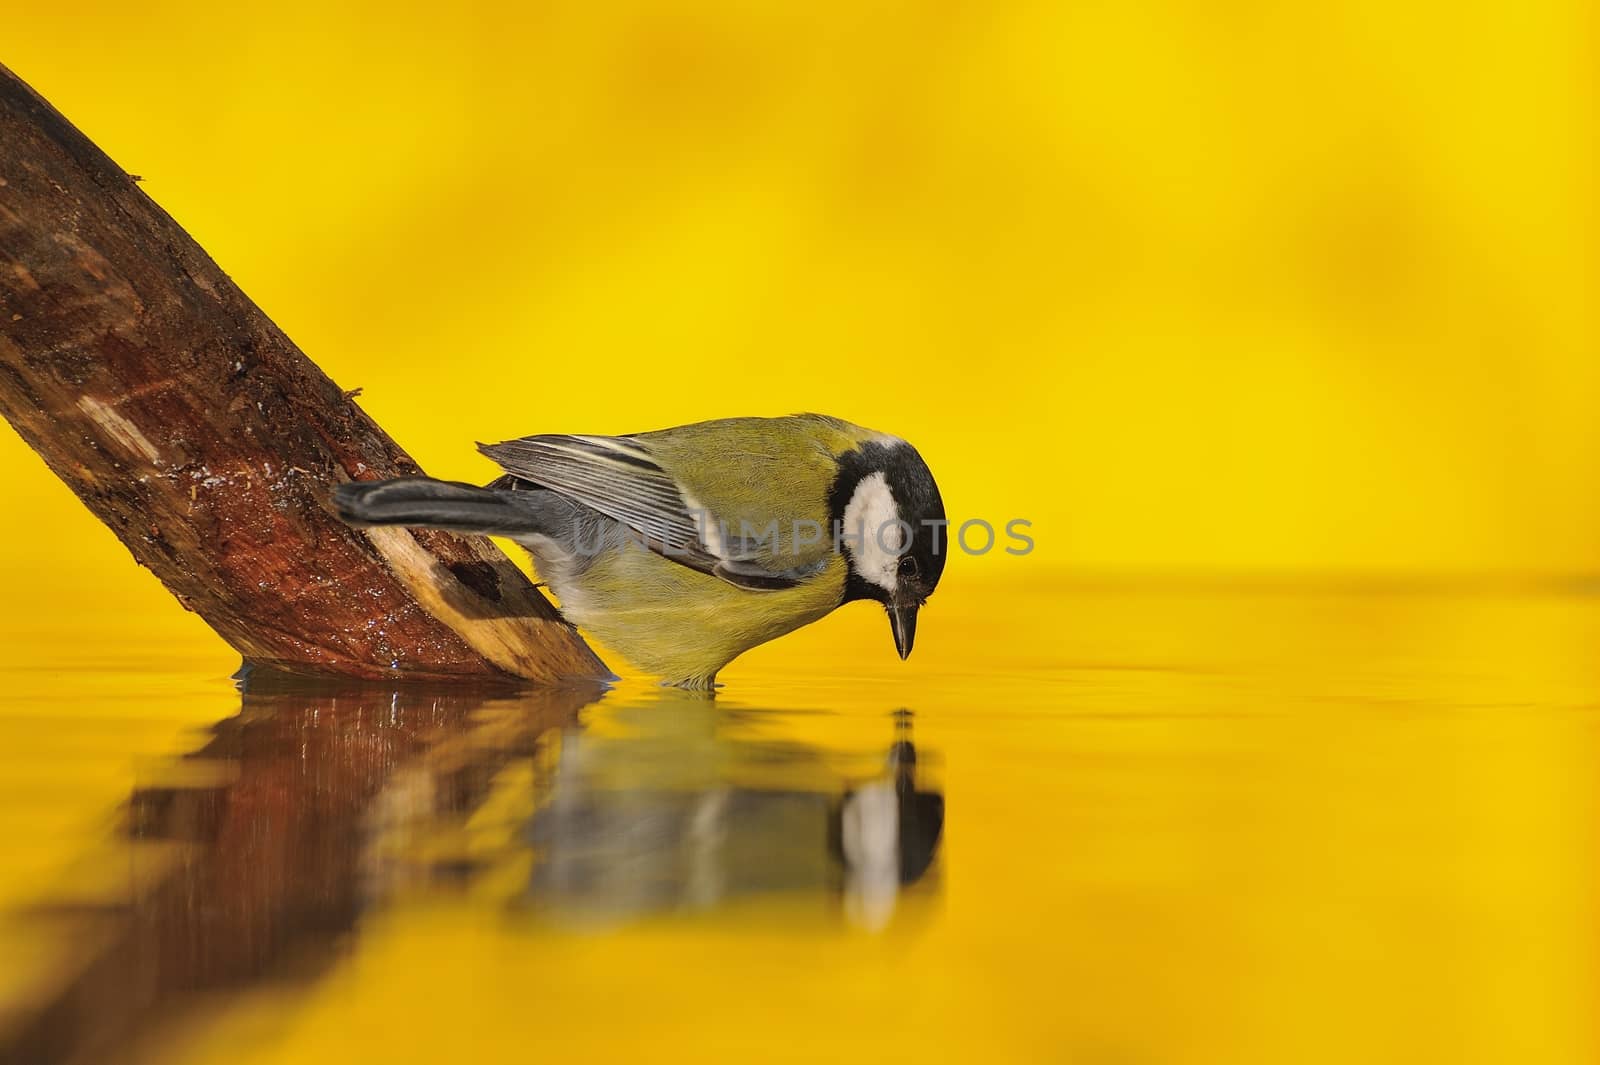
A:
<box><xmin>478</xmin><ymin>434</ymin><xmax>819</xmax><ymax>590</ymax></box>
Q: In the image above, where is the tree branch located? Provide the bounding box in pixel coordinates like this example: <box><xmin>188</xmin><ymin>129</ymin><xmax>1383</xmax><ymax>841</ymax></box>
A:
<box><xmin>0</xmin><ymin>64</ymin><xmax>605</xmax><ymax>683</ymax></box>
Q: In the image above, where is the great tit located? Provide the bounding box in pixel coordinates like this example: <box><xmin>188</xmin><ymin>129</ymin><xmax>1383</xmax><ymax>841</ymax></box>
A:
<box><xmin>333</xmin><ymin>414</ymin><xmax>946</xmax><ymax>687</ymax></box>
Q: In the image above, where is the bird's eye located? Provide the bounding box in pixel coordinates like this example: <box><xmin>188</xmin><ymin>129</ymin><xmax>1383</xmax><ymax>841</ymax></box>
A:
<box><xmin>898</xmin><ymin>555</ymin><xmax>919</xmax><ymax>579</ymax></box>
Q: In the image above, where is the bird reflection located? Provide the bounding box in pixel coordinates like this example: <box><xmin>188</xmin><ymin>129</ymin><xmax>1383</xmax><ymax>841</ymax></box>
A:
<box><xmin>833</xmin><ymin>716</ymin><xmax>945</xmax><ymax>929</ymax></box>
<box><xmin>525</xmin><ymin>705</ymin><xmax>943</xmax><ymax>930</ymax></box>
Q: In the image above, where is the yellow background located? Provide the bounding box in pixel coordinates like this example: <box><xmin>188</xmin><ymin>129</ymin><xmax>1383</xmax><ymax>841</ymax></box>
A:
<box><xmin>2</xmin><ymin>0</ymin><xmax>1596</xmax><ymax>618</ymax></box>
<box><xmin>3</xmin><ymin>9</ymin><xmax>1600</xmax><ymax>1063</ymax></box>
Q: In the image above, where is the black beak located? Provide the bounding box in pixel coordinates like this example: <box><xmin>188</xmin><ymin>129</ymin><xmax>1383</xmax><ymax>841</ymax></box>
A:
<box><xmin>889</xmin><ymin>602</ymin><xmax>918</xmax><ymax>660</ymax></box>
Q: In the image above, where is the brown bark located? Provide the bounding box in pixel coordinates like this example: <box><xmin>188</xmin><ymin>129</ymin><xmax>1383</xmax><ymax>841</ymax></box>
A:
<box><xmin>0</xmin><ymin>64</ymin><xmax>605</xmax><ymax>682</ymax></box>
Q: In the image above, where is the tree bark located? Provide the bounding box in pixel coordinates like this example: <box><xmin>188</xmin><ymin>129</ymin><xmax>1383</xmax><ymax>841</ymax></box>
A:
<box><xmin>0</xmin><ymin>64</ymin><xmax>605</xmax><ymax>683</ymax></box>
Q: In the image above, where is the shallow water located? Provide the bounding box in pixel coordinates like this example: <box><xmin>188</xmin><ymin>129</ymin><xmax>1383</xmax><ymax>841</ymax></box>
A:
<box><xmin>2</xmin><ymin>575</ymin><xmax>1599</xmax><ymax>1063</ymax></box>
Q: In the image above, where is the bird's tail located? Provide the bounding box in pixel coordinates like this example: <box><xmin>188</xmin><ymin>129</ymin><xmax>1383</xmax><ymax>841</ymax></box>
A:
<box><xmin>332</xmin><ymin>478</ymin><xmax>545</xmax><ymax>536</ymax></box>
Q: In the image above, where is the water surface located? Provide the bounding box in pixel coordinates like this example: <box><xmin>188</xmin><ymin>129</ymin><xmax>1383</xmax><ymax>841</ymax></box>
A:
<box><xmin>1</xmin><ymin>576</ymin><xmax>1597</xmax><ymax>1063</ymax></box>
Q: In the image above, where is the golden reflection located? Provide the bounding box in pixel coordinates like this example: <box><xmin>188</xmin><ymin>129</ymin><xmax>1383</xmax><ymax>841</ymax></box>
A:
<box><xmin>3</xmin><ymin>581</ymin><xmax>1600</xmax><ymax>1064</ymax></box>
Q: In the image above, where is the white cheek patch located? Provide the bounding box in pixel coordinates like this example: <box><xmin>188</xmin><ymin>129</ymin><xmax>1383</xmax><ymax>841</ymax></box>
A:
<box><xmin>842</xmin><ymin>471</ymin><xmax>902</xmax><ymax>592</ymax></box>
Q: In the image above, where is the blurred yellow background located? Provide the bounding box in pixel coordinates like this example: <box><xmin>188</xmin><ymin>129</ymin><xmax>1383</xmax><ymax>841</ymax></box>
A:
<box><xmin>2</xmin><ymin>0</ymin><xmax>1595</xmax><ymax>617</ymax></box>
<box><xmin>3</xmin><ymin>10</ymin><xmax>1600</xmax><ymax>1062</ymax></box>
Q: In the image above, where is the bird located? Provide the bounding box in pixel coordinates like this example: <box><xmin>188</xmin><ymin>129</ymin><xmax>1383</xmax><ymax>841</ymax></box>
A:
<box><xmin>332</xmin><ymin>414</ymin><xmax>947</xmax><ymax>688</ymax></box>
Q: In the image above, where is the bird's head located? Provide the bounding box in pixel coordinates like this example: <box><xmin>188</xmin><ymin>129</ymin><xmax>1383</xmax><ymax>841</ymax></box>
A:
<box><xmin>828</xmin><ymin>436</ymin><xmax>947</xmax><ymax>660</ymax></box>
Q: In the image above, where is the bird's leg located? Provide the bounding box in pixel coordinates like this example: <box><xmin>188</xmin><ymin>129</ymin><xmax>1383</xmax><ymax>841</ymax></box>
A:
<box><xmin>665</xmin><ymin>673</ymin><xmax>720</xmax><ymax>693</ymax></box>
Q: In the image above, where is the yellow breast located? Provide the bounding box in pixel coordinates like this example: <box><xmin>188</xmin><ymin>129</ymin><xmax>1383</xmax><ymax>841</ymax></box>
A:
<box><xmin>548</xmin><ymin>547</ymin><xmax>847</xmax><ymax>687</ymax></box>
